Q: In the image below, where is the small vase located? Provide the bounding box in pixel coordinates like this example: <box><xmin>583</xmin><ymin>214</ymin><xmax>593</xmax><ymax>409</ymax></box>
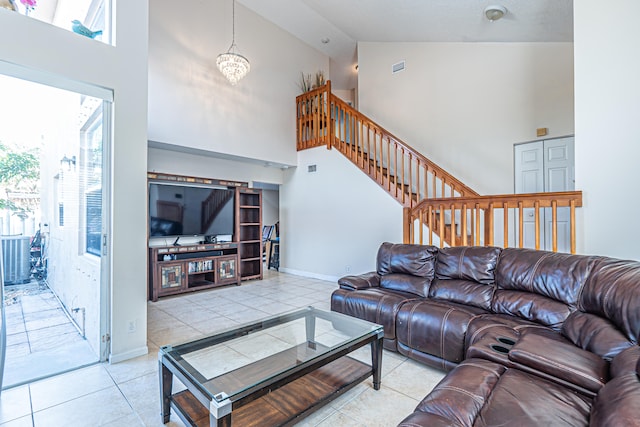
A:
<box><xmin>0</xmin><ymin>0</ymin><xmax>17</xmax><ymax>11</ymax></box>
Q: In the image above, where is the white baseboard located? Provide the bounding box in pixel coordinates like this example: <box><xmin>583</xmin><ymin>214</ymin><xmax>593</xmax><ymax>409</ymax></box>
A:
<box><xmin>279</xmin><ymin>267</ymin><xmax>339</xmax><ymax>283</ymax></box>
<box><xmin>109</xmin><ymin>345</ymin><xmax>148</xmax><ymax>364</ymax></box>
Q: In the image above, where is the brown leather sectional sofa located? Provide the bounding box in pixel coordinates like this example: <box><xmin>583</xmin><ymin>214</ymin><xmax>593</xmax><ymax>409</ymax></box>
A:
<box><xmin>331</xmin><ymin>242</ymin><xmax>640</xmax><ymax>426</ymax></box>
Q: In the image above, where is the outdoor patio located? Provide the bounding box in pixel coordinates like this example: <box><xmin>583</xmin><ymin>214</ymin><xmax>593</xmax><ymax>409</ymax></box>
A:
<box><xmin>3</xmin><ymin>280</ymin><xmax>97</xmax><ymax>389</ymax></box>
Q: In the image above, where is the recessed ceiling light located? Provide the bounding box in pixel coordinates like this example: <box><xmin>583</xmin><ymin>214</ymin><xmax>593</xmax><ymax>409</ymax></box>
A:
<box><xmin>321</xmin><ymin>37</ymin><xmax>330</xmax><ymax>44</ymax></box>
<box><xmin>484</xmin><ymin>5</ymin><xmax>507</xmax><ymax>22</ymax></box>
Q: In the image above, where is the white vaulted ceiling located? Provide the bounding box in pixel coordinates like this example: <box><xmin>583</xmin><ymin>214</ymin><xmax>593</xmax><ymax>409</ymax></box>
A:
<box><xmin>238</xmin><ymin>0</ymin><xmax>573</xmax><ymax>89</ymax></box>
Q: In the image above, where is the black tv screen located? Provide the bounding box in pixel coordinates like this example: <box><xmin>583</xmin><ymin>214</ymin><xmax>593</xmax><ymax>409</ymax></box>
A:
<box><xmin>148</xmin><ymin>182</ymin><xmax>235</xmax><ymax>238</ymax></box>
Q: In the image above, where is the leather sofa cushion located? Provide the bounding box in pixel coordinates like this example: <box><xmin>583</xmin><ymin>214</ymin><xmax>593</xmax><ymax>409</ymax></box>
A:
<box><xmin>397</xmin><ymin>411</ymin><xmax>461</xmax><ymax>427</ymax></box>
<box><xmin>399</xmin><ymin>358</ymin><xmax>592</xmax><ymax>427</ymax></box>
<box><xmin>380</xmin><ymin>273</ymin><xmax>431</xmax><ymax>298</ymax></box>
<box><xmin>562</xmin><ymin>310</ymin><xmax>634</xmax><ymax>361</ymax></box>
<box><xmin>337</xmin><ymin>272</ymin><xmax>380</xmax><ymax>291</ymax></box>
<box><xmin>507</xmin><ymin>332</ymin><xmax>609</xmax><ymax>393</ymax></box>
<box><xmin>428</xmin><ymin>246</ymin><xmax>501</xmax><ymax>310</ymax></box>
<box><xmin>435</xmin><ymin>246</ymin><xmax>501</xmax><ymax>284</ymax></box>
<box><xmin>491</xmin><ymin>290</ymin><xmax>571</xmax><ymax>330</ymax></box>
<box><xmin>496</xmin><ymin>248</ymin><xmax>597</xmax><ymax>305</ymax></box>
<box><xmin>581</xmin><ymin>257</ymin><xmax>640</xmax><ymax>344</ymax></box>
<box><xmin>429</xmin><ymin>278</ymin><xmax>494</xmax><ymax>310</ymax></box>
<box><xmin>590</xmin><ymin>368</ymin><xmax>640</xmax><ymax>426</ymax></box>
<box><xmin>396</xmin><ymin>300</ymin><xmax>487</xmax><ymax>368</ymax></box>
<box><xmin>610</xmin><ymin>345</ymin><xmax>640</xmax><ymax>378</ymax></box>
<box><xmin>476</xmin><ymin>367</ymin><xmax>591</xmax><ymax>427</ymax></box>
<box><xmin>403</xmin><ymin>359</ymin><xmax>506</xmax><ymax>427</ymax></box>
<box><xmin>376</xmin><ymin>242</ymin><xmax>437</xmax><ymax>278</ymax></box>
<box><xmin>493</xmin><ymin>248</ymin><xmax>600</xmax><ymax>329</ymax></box>
<box><xmin>330</xmin><ymin>287</ymin><xmax>417</xmax><ymax>351</ymax></box>
<box><xmin>375</xmin><ymin>243</ymin><xmax>438</xmax><ymax>297</ymax></box>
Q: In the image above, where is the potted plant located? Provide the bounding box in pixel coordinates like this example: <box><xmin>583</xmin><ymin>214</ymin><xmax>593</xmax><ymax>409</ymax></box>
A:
<box><xmin>298</xmin><ymin>70</ymin><xmax>326</xmax><ymax>93</ymax></box>
<box><xmin>0</xmin><ymin>0</ymin><xmax>17</xmax><ymax>11</ymax></box>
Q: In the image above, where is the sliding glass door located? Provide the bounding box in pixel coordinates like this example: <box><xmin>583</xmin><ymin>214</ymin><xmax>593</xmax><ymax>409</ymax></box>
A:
<box><xmin>0</xmin><ymin>72</ymin><xmax>111</xmax><ymax>388</ymax></box>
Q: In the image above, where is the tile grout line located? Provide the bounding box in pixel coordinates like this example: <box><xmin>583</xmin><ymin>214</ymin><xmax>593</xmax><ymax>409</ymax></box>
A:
<box><xmin>105</xmin><ymin>366</ymin><xmax>147</xmax><ymax>426</ymax></box>
<box><xmin>28</xmin><ymin>384</ymin><xmax>35</xmax><ymax>427</ymax></box>
<box><xmin>19</xmin><ymin>297</ymin><xmax>33</xmax><ymax>356</ymax></box>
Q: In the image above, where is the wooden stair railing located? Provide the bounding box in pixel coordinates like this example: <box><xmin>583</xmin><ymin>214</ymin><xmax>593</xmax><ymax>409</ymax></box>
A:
<box><xmin>404</xmin><ymin>191</ymin><xmax>583</xmax><ymax>254</ymax></box>
<box><xmin>296</xmin><ymin>81</ymin><xmax>478</xmax><ymax>209</ymax></box>
<box><xmin>296</xmin><ymin>81</ymin><xmax>583</xmax><ymax>253</ymax></box>
<box><xmin>201</xmin><ymin>190</ymin><xmax>233</xmax><ymax>232</ymax></box>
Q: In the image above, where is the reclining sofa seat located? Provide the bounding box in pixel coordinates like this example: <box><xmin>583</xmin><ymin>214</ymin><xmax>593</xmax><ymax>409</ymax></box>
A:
<box><xmin>394</xmin><ymin>245</ymin><xmax>501</xmax><ymax>370</ymax></box>
<box><xmin>333</xmin><ymin>243</ymin><xmax>640</xmax><ymax>371</ymax></box>
<box><xmin>331</xmin><ymin>242</ymin><xmax>640</xmax><ymax>426</ymax></box>
<box><xmin>331</xmin><ymin>243</ymin><xmax>438</xmax><ymax>351</ymax></box>
<box><xmin>398</xmin><ymin>345</ymin><xmax>640</xmax><ymax>427</ymax></box>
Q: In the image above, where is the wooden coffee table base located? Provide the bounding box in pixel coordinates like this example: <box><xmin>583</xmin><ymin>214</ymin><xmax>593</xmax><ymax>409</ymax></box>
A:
<box><xmin>169</xmin><ymin>356</ymin><xmax>371</xmax><ymax>427</ymax></box>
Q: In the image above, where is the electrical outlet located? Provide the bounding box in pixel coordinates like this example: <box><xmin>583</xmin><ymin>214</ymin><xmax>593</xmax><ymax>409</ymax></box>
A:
<box><xmin>345</xmin><ymin>265</ymin><xmax>351</xmax><ymax>273</ymax></box>
<box><xmin>128</xmin><ymin>320</ymin><xmax>137</xmax><ymax>333</ymax></box>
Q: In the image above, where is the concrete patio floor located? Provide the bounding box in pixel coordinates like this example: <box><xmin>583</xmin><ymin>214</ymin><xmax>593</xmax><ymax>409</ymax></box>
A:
<box><xmin>3</xmin><ymin>280</ymin><xmax>98</xmax><ymax>389</ymax></box>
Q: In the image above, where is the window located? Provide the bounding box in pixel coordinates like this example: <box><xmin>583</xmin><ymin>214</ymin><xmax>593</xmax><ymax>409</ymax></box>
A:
<box><xmin>79</xmin><ymin>97</ymin><xmax>103</xmax><ymax>257</ymax></box>
<box><xmin>9</xmin><ymin>0</ymin><xmax>112</xmax><ymax>45</ymax></box>
<box><xmin>85</xmin><ymin>188</ymin><xmax>101</xmax><ymax>256</ymax></box>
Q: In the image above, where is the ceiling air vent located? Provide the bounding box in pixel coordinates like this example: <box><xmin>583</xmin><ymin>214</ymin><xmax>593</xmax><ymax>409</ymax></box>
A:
<box><xmin>392</xmin><ymin>60</ymin><xmax>406</xmax><ymax>74</ymax></box>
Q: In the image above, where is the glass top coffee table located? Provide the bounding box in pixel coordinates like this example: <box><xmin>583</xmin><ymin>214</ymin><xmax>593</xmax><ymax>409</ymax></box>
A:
<box><xmin>159</xmin><ymin>306</ymin><xmax>384</xmax><ymax>426</ymax></box>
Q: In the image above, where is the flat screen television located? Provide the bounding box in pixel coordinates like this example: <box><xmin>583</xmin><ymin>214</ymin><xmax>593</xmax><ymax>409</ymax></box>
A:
<box><xmin>148</xmin><ymin>182</ymin><xmax>235</xmax><ymax>239</ymax></box>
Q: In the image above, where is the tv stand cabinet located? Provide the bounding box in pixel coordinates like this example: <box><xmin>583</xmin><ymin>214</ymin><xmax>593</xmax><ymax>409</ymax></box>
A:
<box><xmin>149</xmin><ymin>243</ymin><xmax>239</xmax><ymax>301</ymax></box>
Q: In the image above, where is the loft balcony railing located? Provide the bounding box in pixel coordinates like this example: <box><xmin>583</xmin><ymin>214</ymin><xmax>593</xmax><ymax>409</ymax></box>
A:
<box><xmin>404</xmin><ymin>191</ymin><xmax>582</xmax><ymax>253</ymax></box>
<box><xmin>296</xmin><ymin>81</ymin><xmax>583</xmax><ymax>253</ymax></box>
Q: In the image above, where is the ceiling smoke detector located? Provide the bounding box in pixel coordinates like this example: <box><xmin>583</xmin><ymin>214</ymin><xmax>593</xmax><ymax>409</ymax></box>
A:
<box><xmin>484</xmin><ymin>5</ymin><xmax>507</xmax><ymax>22</ymax></box>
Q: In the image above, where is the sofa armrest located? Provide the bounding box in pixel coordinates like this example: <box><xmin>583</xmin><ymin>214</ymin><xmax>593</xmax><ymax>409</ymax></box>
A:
<box><xmin>508</xmin><ymin>332</ymin><xmax>609</xmax><ymax>393</ymax></box>
<box><xmin>338</xmin><ymin>272</ymin><xmax>380</xmax><ymax>290</ymax></box>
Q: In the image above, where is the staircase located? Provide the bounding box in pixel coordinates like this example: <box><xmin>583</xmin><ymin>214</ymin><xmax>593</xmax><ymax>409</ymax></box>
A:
<box><xmin>201</xmin><ymin>190</ymin><xmax>233</xmax><ymax>232</ymax></box>
<box><xmin>296</xmin><ymin>81</ymin><xmax>583</xmax><ymax>253</ymax></box>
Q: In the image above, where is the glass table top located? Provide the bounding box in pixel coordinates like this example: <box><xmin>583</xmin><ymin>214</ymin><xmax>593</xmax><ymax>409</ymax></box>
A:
<box><xmin>160</xmin><ymin>306</ymin><xmax>382</xmax><ymax>403</ymax></box>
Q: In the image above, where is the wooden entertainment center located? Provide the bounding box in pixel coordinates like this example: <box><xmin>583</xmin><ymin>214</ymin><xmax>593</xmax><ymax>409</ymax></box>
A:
<box><xmin>149</xmin><ymin>243</ymin><xmax>239</xmax><ymax>301</ymax></box>
<box><xmin>147</xmin><ymin>173</ymin><xmax>263</xmax><ymax>301</ymax></box>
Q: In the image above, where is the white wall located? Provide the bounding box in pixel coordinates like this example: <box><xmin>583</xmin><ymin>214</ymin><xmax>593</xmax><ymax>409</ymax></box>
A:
<box><xmin>574</xmin><ymin>1</ymin><xmax>640</xmax><ymax>260</ymax></box>
<box><xmin>0</xmin><ymin>3</ymin><xmax>150</xmax><ymax>363</ymax></box>
<box><xmin>148</xmin><ymin>0</ymin><xmax>329</xmax><ymax>167</ymax></box>
<box><xmin>280</xmin><ymin>147</ymin><xmax>403</xmax><ymax>281</ymax></box>
<box><xmin>357</xmin><ymin>42</ymin><xmax>574</xmax><ymax>195</ymax></box>
<box><xmin>148</xmin><ymin>147</ymin><xmax>285</xmax><ymax>186</ymax></box>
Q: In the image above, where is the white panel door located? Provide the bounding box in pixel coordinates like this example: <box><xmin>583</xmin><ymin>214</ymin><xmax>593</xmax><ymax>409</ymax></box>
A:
<box><xmin>514</xmin><ymin>137</ymin><xmax>575</xmax><ymax>252</ymax></box>
<box><xmin>514</xmin><ymin>141</ymin><xmax>544</xmax><ymax>249</ymax></box>
<box><xmin>543</xmin><ymin>137</ymin><xmax>575</xmax><ymax>252</ymax></box>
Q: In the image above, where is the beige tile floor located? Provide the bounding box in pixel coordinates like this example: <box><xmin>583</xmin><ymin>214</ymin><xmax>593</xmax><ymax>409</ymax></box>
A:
<box><xmin>0</xmin><ymin>269</ymin><xmax>445</xmax><ymax>427</ymax></box>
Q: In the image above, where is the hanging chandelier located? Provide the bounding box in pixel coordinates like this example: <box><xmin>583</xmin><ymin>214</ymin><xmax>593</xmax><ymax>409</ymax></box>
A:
<box><xmin>216</xmin><ymin>0</ymin><xmax>250</xmax><ymax>85</ymax></box>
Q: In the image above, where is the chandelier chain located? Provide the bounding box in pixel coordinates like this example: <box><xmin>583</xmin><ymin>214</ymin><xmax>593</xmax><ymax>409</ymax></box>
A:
<box><xmin>216</xmin><ymin>0</ymin><xmax>250</xmax><ymax>85</ymax></box>
<box><xmin>231</xmin><ymin>0</ymin><xmax>236</xmax><ymax>47</ymax></box>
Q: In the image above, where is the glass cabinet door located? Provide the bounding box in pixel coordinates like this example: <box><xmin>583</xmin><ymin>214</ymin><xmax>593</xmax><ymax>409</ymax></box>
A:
<box><xmin>160</xmin><ymin>262</ymin><xmax>184</xmax><ymax>290</ymax></box>
<box><xmin>217</xmin><ymin>256</ymin><xmax>237</xmax><ymax>283</ymax></box>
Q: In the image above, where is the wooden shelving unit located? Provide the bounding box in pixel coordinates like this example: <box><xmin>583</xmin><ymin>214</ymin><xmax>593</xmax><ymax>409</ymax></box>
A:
<box><xmin>235</xmin><ymin>188</ymin><xmax>263</xmax><ymax>281</ymax></box>
<box><xmin>148</xmin><ymin>243</ymin><xmax>239</xmax><ymax>301</ymax></box>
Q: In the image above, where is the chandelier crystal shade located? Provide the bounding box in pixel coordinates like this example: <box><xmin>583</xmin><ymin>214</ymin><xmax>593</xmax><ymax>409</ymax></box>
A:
<box><xmin>217</xmin><ymin>0</ymin><xmax>250</xmax><ymax>85</ymax></box>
